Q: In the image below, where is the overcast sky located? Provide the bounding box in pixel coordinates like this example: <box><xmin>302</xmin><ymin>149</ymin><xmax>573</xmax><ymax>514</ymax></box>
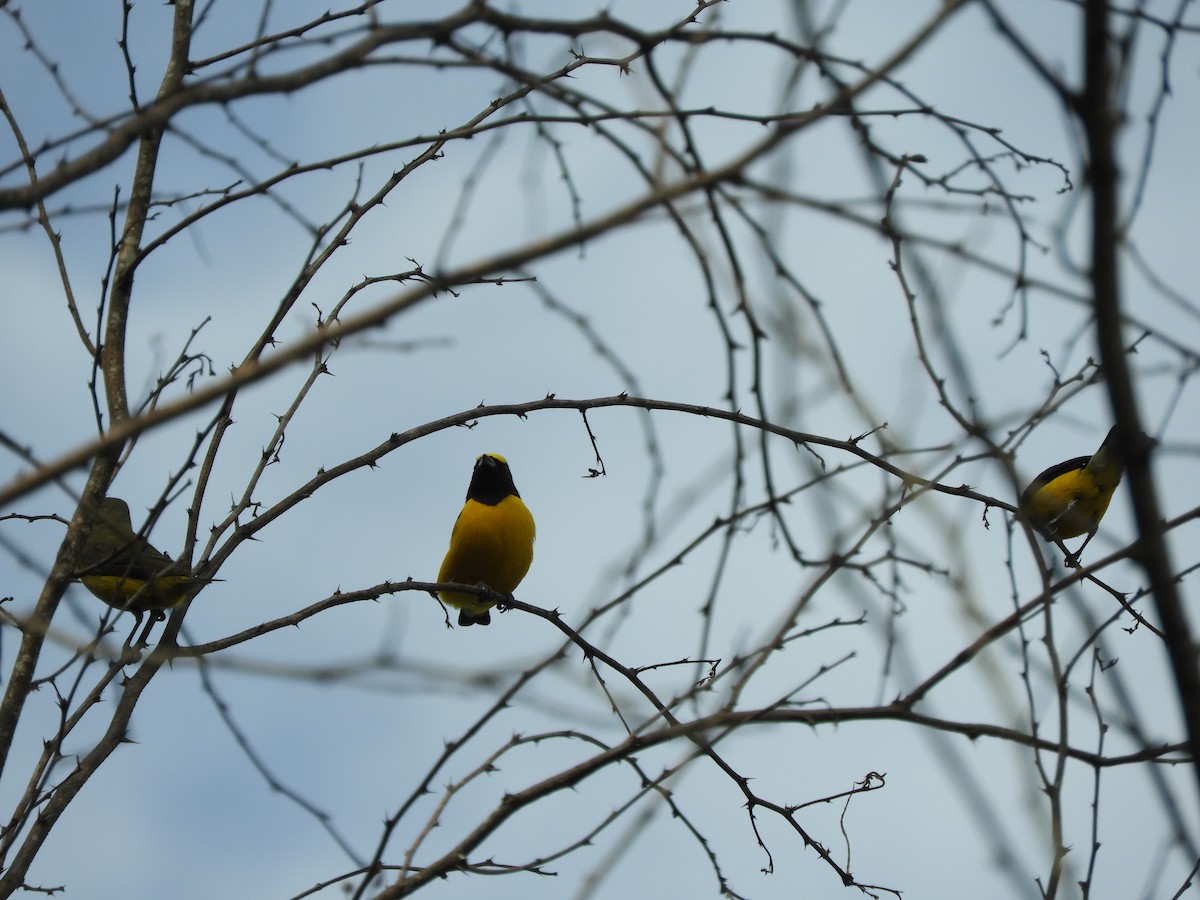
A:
<box><xmin>2</xmin><ymin>1</ymin><xmax>1199</xmax><ymax>898</ymax></box>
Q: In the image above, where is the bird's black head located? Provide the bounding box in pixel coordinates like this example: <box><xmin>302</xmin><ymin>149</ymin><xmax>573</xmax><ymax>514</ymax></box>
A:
<box><xmin>466</xmin><ymin>453</ymin><xmax>520</xmax><ymax>505</ymax></box>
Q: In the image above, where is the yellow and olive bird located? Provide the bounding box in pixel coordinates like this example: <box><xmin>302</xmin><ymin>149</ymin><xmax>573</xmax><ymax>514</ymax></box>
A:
<box><xmin>1019</xmin><ymin>426</ymin><xmax>1125</xmax><ymax>562</ymax></box>
<box><xmin>437</xmin><ymin>453</ymin><xmax>535</xmax><ymax>626</ymax></box>
<box><xmin>76</xmin><ymin>497</ymin><xmax>204</xmax><ymax>621</ymax></box>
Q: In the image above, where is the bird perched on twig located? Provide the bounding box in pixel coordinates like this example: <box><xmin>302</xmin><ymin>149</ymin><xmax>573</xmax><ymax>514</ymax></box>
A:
<box><xmin>76</xmin><ymin>497</ymin><xmax>207</xmax><ymax>628</ymax></box>
<box><xmin>1019</xmin><ymin>426</ymin><xmax>1132</xmax><ymax>564</ymax></box>
<box><xmin>437</xmin><ymin>454</ymin><xmax>535</xmax><ymax>626</ymax></box>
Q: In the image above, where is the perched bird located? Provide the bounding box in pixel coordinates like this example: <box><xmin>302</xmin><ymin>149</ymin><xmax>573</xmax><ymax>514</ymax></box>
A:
<box><xmin>1018</xmin><ymin>426</ymin><xmax>1126</xmax><ymax>562</ymax></box>
<box><xmin>75</xmin><ymin>497</ymin><xmax>204</xmax><ymax>621</ymax></box>
<box><xmin>437</xmin><ymin>453</ymin><xmax>535</xmax><ymax>626</ymax></box>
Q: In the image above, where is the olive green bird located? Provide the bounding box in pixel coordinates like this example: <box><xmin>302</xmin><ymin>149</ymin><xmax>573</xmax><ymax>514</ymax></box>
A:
<box><xmin>75</xmin><ymin>497</ymin><xmax>205</xmax><ymax>621</ymax></box>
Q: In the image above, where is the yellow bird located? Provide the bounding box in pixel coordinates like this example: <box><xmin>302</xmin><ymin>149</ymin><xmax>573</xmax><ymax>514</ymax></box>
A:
<box><xmin>75</xmin><ymin>497</ymin><xmax>204</xmax><ymax>620</ymax></box>
<box><xmin>437</xmin><ymin>453</ymin><xmax>535</xmax><ymax>627</ymax></box>
<box><xmin>1018</xmin><ymin>426</ymin><xmax>1125</xmax><ymax>560</ymax></box>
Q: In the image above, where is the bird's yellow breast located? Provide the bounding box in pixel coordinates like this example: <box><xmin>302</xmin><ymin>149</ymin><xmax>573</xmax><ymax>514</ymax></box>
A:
<box><xmin>437</xmin><ymin>495</ymin><xmax>535</xmax><ymax>616</ymax></box>
<box><xmin>1022</xmin><ymin>467</ymin><xmax>1115</xmax><ymax>540</ymax></box>
<box><xmin>80</xmin><ymin>574</ymin><xmax>197</xmax><ymax>612</ymax></box>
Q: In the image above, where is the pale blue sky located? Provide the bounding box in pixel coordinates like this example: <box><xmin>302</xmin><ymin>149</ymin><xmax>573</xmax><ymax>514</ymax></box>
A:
<box><xmin>2</xmin><ymin>2</ymin><xmax>1199</xmax><ymax>898</ymax></box>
